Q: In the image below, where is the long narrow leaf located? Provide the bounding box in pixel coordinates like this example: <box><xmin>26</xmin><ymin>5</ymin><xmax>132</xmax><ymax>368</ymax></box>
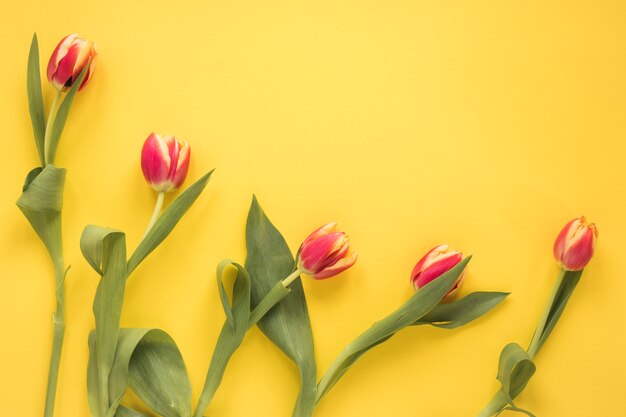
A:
<box><xmin>245</xmin><ymin>196</ymin><xmax>317</xmax><ymax>417</ymax></box>
<box><xmin>26</xmin><ymin>33</ymin><xmax>46</xmax><ymax>165</ymax></box>
<box><xmin>85</xmin><ymin>227</ymin><xmax>127</xmax><ymax>417</ymax></box>
<box><xmin>416</xmin><ymin>291</ymin><xmax>509</xmax><ymax>329</ymax></box>
<box><xmin>46</xmin><ymin>62</ymin><xmax>89</xmax><ymax>164</ymax></box>
<box><xmin>535</xmin><ymin>269</ymin><xmax>583</xmax><ymax>353</ymax></box>
<box><xmin>127</xmin><ymin>170</ymin><xmax>214</xmax><ymax>275</ymax></box>
<box><xmin>315</xmin><ymin>257</ymin><xmax>470</xmax><ymax>403</ymax></box>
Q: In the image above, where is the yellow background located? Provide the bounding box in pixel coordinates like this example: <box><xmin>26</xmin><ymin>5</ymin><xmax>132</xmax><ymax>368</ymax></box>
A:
<box><xmin>1</xmin><ymin>1</ymin><xmax>625</xmax><ymax>416</ymax></box>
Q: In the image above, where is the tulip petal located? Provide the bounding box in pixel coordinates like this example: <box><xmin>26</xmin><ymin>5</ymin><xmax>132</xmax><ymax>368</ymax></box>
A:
<box><xmin>306</xmin><ymin>223</ymin><xmax>338</xmax><ymax>242</ymax></box>
<box><xmin>318</xmin><ymin>238</ymin><xmax>350</xmax><ymax>270</ymax></box>
<box><xmin>413</xmin><ymin>251</ymin><xmax>463</xmax><ymax>289</ymax></box>
<box><xmin>299</xmin><ymin>232</ymin><xmax>347</xmax><ymax>273</ymax></box>
<box><xmin>171</xmin><ymin>141</ymin><xmax>191</xmax><ymax>189</ymax></box>
<box><xmin>46</xmin><ymin>34</ymin><xmax>77</xmax><ymax>83</ymax></box>
<box><xmin>312</xmin><ymin>252</ymin><xmax>358</xmax><ymax>279</ymax></box>
<box><xmin>141</xmin><ymin>134</ymin><xmax>171</xmax><ymax>191</ymax></box>
<box><xmin>561</xmin><ymin>225</ymin><xmax>596</xmax><ymax>271</ymax></box>
<box><xmin>47</xmin><ymin>34</ymin><xmax>97</xmax><ymax>91</ymax></box>
<box><xmin>411</xmin><ymin>244</ymin><xmax>448</xmax><ymax>281</ymax></box>
<box><xmin>553</xmin><ymin>218</ymin><xmax>580</xmax><ymax>261</ymax></box>
<box><xmin>53</xmin><ymin>43</ymin><xmax>85</xmax><ymax>89</ymax></box>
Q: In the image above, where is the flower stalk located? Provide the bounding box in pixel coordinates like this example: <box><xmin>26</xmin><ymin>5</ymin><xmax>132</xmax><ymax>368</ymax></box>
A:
<box><xmin>43</xmin><ymin>256</ymin><xmax>66</xmax><ymax>417</ymax></box>
<box><xmin>476</xmin><ymin>217</ymin><xmax>598</xmax><ymax>417</ymax></box>
<box><xmin>142</xmin><ymin>191</ymin><xmax>165</xmax><ymax>238</ymax></box>
<box><xmin>247</xmin><ymin>269</ymin><xmax>300</xmax><ymax>329</ymax></box>
<box><xmin>527</xmin><ymin>268</ymin><xmax>566</xmax><ymax>358</ymax></box>
<box><xmin>21</xmin><ymin>32</ymin><xmax>96</xmax><ymax>417</ymax></box>
<box><xmin>43</xmin><ymin>91</ymin><xmax>62</xmax><ymax>165</ymax></box>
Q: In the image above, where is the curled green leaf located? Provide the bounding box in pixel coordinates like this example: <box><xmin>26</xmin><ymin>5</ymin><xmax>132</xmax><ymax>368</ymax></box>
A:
<box><xmin>497</xmin><ymin>343</ymin><xmax>536</xmax><ymax>405</ymax></box>
<box><xmin>193</xmin><ymin>261</ymin><xmax>251</xmax><ymax>417</ymax></box>
<box><xmin>81</xmin><ymin>225</ymin><xmax>123</xmax><ymax>275</ymax></box>
<box><xmin>22</xmin><ymin>167</ymin><xmax>43</xmax><ymax>192</ymax></box>
<box><xmin>89</xmin><ymin>328</ymin><xmax>191</xmax><ymax>417</ymax></box>
<box><xmin>16</xmin><ymin>164</ymin><xmax>66</xmax><ymax>262</ymax></box>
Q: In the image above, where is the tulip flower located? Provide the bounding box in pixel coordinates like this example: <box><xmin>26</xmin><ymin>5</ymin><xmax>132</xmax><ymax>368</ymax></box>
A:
<box><xmin>411</xmin><ymin>244</ymin><xmax>465</xmax><ymax>296</ymax></box>
<box><xmin>42</xmin><ymin>34</ymin><xmax>97</xmax><ymax>165</ymax></box>
<box><xmin>296</xmin><ymin>223</ymin><xmax>358</xmax><ymax>280</ymax></box>
<box><xmin>553</xmin><ymin>216</ymin><xmax>598</xmax><ymax>271</ymax></box>
<box><xmin>140</xmin><ymin>133</ymin><xmax>191</xmax><ymax>237</ymax></box>
<box><xmin>141</xmin><ymin>133</ymin><xmax>191</xmax><ymax>193</ymax></box>
<box><xmin>47</xmin><ymin>34</ymin><xmax>97</xmax><ymax>92</ymax></box>
<box><xmin>477</xmin><ymin>217</ymin><xmax>600</xmax><ymax>417</ymax></box>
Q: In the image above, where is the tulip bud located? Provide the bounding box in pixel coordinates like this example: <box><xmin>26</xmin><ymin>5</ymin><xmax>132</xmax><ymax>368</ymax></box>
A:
<box><xmin>141</xmin><ymin>133</ymin><xmax>191</xmax><ymax>193</ymax></box>
<box><xmin>553</xmin><ymin>216</ymin><xmax>598</xmax><ymax>271</ymax></box>
<box><xmin>297</xmin><ymin>223</ymin><xmax>357</xmax><ymax>279</ymax></box>
<box><xmin>47</xmin><ymin>34</ymin><xmax>97</xmax><ymax>92</ymax></box>
<box><xmin>411</xmin><ymin>244</ymin><xmax>465</xmax><ymax>296</ymax></box>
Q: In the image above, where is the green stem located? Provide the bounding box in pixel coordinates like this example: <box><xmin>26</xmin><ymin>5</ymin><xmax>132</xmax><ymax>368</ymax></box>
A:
<box><xmin>282</xmin><ymin>268</ymin><xmax>302</xmax><ymax>287</ymax></box>
<box><xmin>477</xmin><ymin>269</ymin><xmax>570</xmax><ymax>416</ymax></box>
<box><xmin>248</xmin><ymin>279</ymin><xmax>293</xmax><ymax>329</ymax></box>
<box><xmin>142</xmin><ymin>192</ymin><xmax>165</xmax><ymax>239</ymax></box>
<box><xmin>315</xmin><ymin>346</ymin><xmax>351</xmax><ymax>405</ymax></box>
<box><xmin>43</xmin><ymin>257</ymin><xmax>66</xmax><ymax>417</ymax></box>
<box><xmin>527</xmin><ymin>268</ymin><xmax>566</xmax><ymax>359</ymax></box>
<box><xmin>476</xmin><ymin>390</ymin><xmax>508</xmax><ymax>417</ymax></box>
<box><xmin>43</xmin><ymin>91</ymin><xmax>63</xmax><ymax>166</ymax></box>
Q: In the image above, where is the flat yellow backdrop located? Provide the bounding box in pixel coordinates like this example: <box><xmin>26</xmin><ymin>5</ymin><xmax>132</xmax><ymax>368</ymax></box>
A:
<box><xmin>1</xmin><ymin>1</ymin><xmax>625</xmax><ymax>416</ymax></box>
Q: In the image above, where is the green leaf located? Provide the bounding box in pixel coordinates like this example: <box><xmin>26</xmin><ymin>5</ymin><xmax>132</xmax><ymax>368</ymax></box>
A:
<box><xmin>193</xmin><ymin>260</ymin><xmax>251</xmax><ymax>417</ymax></box>
<box><xmin>497</xmin><ymin>343</ymin><xmax>536</xmax><ymax>404</ymax></box>
<box><xmin>81</xmin><ymin>225</ymin><xmax>123</xmax><ymax>275</ymax></box>
<box><xmin>128</xmin><ymin>330</ymin><xmax>192</xmax><ymax>417</ymax></box>
<box><xmin>497</xmin><ymin>405</ymin><xmax>537</xmax><ymax>416</ymax></box>
<box><xmin>315</xmin><ymin>257</ymin><xmax>470</xmax><ymax>404</ymax></box>
<box><xmin>89</xmin><ymin>328</ymin><xmax>192</xmax><ymax>417</ymax></box>
<box><xmin>27</xmin><ymin>33</ymin><xmax>46</xmax><ymax>166</ymax></box>
<box><xmin>115</xmin><ymin>406</ymin><xmax>149</xmax><ymax>417</ymax></box>
<box><xmin>46</xmin><ymin>62</ymin><xmax>90</xmax><ymax>164</ymax></box>
<box><xmin>127</xmin><ymin>170</ymin><xmax>214</xmax><ymax>275</ymax></box>
<box><xmin>22</xmin><ymin>167</ymin><xmax>43</xmax><ymax>192</ymax></box>
<box><xmin>416</xmin><ymin>291</ymin><xmax>509</xmax><ymax>329</ymax></box>
<box><xmin>245</xmin><ymin>196</ymin><xmax>317</xmax><ymax>417</ymax></box>
<box><xmin>83</xmin><ymin>226</ymin><xmax>127</xmax><ymax>417</ymax></box>
<box><xmin>16</xmin><ymin>164</ymin><xmax>66</xmax><ymax>262</ymax></box>
<box><xmin>87</xmin><ymin>332</ymin><xmax>100</xmax><ymax>417</ymax></box>
<box><xmin>534</xmin><ymin>269</ymin><xmax>583</xmax><ymax>353</ymax></box>
<box><xmin>248</xmin><ymin>281</ymin><xmax>292</xmax><ymax>329</ymax></box>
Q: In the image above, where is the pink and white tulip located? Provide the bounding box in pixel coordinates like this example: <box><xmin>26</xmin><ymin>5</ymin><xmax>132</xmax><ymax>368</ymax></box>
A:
<box><xmin>141</xmin><ymin>133</ymin><xmax>191</xmax><ymax>193</ymax></box>
<box><xmin>47</xmin><ymin>34</ymin><xmax>97</xmax><ymax>92</ymax></box>
<box><xmin>297</xmin><ymin>223</ymin><xmax>357</xmax><ymax>279</ymax></box>
<box><xmin>553</xmin><ymin>216</ymin><xmax>598</xmax><ymax>271</ymax></box>
<box><xmin>411</xmin><ymin>244</ymin><xmax>465</xmax><ymax>296</ymax></box>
